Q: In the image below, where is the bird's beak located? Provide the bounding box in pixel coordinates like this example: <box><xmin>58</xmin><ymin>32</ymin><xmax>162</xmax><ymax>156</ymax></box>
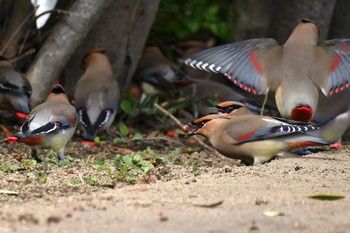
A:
<box><xmin>182</xmin><ymin>122</ymin><xmax>199</xmax><ymax>136</ymax></box>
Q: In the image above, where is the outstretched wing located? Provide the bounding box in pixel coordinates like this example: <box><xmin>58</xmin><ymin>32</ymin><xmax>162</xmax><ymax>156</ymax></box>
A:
<box><xmin>320</xmin><ymin>39</ymin><xmax>350</xmax><ymax>96</ymax></box>
<box><xmin>184</xmin><ymin>38</ymin><xmax>279</xmax><ymax>95</ymax></box>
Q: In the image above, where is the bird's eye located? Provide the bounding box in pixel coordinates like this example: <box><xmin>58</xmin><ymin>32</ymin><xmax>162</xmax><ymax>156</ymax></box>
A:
<box><xmin>227</xmin><ymin>105</ymin><xmax>241</xmax><ymax>112</ymax></box>
<box><xmin>198</xmin><ymin>120</ymin><xmax>210</xmax><ymax>128</ymax></box>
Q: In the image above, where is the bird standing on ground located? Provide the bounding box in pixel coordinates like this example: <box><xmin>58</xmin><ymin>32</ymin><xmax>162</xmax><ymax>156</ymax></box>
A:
<box><xmin>74</xmin><ymin>49</ymin><xmax>120</xmax><ymax>145</ymax></box>
<box><xmin>0</xmin><ymin>58</ymin><xmax>31</xmax><ymax>119</ymax></box>
<box><xmin>8</xmin><ymin>84</ymin><xmax>77</xmax><ymax>161</ymax></box>
<box><xmin>184</xmin><ymin>19</ymin><xmax>350</xmax><ymax>122</ymax></box>
<box><xmin>183</xmin><ymin>114</ymin><xmax>330</xmax><ymax>165</ymax></box>
<box><xmin>134</xmin><ymin>45</ymin><xmax>193</xmax><ymax>99</ymax></box>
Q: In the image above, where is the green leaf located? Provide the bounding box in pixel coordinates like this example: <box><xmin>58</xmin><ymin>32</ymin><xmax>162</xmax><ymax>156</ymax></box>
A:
<box><xmin>132</xmin><ymin>154</ymin><xmax>142</xmax><ymax>164</ymax></box>
<box><xmin>122</xmin><ymin>155</ymin><xmax>133</xmax><ymax>166</ymax></box>
<box><xmin>94</xmin><ymin>136</ymin><xmax>101</xmax><ymax>143</ymax></box>
<box><xmin>93</xmin><ymin>158</ymin><xmax>105</xmax><ymax>165</ymax></box>
<box><xmin>121</xmin><ymin>99</ymin><xmax>134</xmax><ymax>114</ymax></box>
<box><xmin>118</xmin><ymin>122</ymin><xmax>129</xmax><ymax>136</ymax></box>
<box><xmin>132</xmin><ymin>132</ymin><xmax>143</xmax><ymax>140</ymax></box>
<box><xmin>307</xmin><ymin>194</ymin><xmax>345</xmax><ymax>201</ymax></box>
<box><xmin>86</xmin><ymin>176</ymin><xmax>98</xmax><ymax>186</ymax></box>
<box><xmin>141</xmin><ymin>162</ymin><xmax>153</xmax><ymax>174</ymax></box>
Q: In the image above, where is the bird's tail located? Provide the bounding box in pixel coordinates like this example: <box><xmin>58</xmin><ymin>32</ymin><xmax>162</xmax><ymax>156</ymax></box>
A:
<box><xmin>309</xmin><ymin>109</ymin><xmax>350</xmax><ymax>143</ymax></box>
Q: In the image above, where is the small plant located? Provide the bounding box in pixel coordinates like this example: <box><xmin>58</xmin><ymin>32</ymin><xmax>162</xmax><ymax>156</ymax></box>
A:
<box><xmin>114</xmin><ymin>152</ymin><xmax>154</xmax><ymax>184</ymax></box>
<box><xmin>189</xmin><ymin>158</ymin><xmax>199</xmax><ymax>174</ymax></box>
<box><xmin>150</xmin><ymin>0</ymin><xmax>234</xmax><ymax>42</ymax></box>
<box><xmin>0</xmin><ymin>164</ymin><xmax>20</xmax><ymax>173</ymax></box>
<box><xmin>86</xmin><ymin>176</ymin><xmax>98</xmax><ymax>186</ymax></box>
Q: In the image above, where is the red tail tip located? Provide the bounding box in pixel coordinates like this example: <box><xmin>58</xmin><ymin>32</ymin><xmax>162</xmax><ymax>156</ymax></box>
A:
<box><xmin>81</xmin><ymin>140</ymin><xmax>95</xmax><ymax>147</ymax></box>
<box><xmin>8</xmin><ymin>136</ymin><xmax>18</xmax><ymax>143</ymax></box>
<box><xmin>291</xmin><ymin>106</ymin><xmax>313</xmax><ymax>122</ymax></box>
<box><xmin>329</xmin><ymin>143</ymin><xmax>341</xmax><ymax>149</ymax></box>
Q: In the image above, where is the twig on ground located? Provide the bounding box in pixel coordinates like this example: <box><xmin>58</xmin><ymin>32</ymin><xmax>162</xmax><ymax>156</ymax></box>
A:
<box><xmin>154</xmin><ymin>103</ymin><xmax>214</xmax><ymax>152</ymax></box>
<box><xmin>131</xmin><ymin>136</ymin><xmax>187</xmax><ymax>147</ymax></box>
<box><xmin>77</xmin><ymin>171</ymin><xmax>85</xmax><ymax>185</ymax></box>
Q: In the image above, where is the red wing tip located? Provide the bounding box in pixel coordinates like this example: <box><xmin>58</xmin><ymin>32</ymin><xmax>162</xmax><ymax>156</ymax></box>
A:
<box><xmin>16</xmin><ymin>112</ymin><xmax>28</xmax><ymax>119</ymax></box>
<box><xmin>329</xmin><ymin>83</ymin><xmax>350</xmax><ymax>96</ymax></box>
<box><xmin>81</xmin><ymin>140</ymin><xmax>96</xmax><ymax>147</ymax></box>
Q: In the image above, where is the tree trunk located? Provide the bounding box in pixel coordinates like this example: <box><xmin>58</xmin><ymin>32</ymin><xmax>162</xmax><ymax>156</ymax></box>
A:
<box><xmin>233</xmin><ymin>0</ymin><xmax>274</xmax><ymax>41</ymax></box>
<box><xmin>328</xmin><ymin>0</ymin><xmax>350</xmax><ymax>38</ymax></box>
<box><xmin>268</xmin><ymin>0</ymin><xmax>336</xmax><ymax>43</ymax></box>
<box><xmin>61</xmin><ymin>0</ymin><xmax>160</xmax><ymax>100</ymax></box>
<box><xmin>26</xmin><ymin>0</ymin><xmax>112</xmax><ymax>108</ymax></box>
<box><xmin>0</xmin><ymin>0</ymin><xmax>35</xmax><ymax>59</ymax></box>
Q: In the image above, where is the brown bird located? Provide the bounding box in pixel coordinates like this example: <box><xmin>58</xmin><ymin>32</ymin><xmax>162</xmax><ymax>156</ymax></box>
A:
<box><xmin>309</xmin><ymin>108</ymin><xmax>350</xmax><ymax>144</ymax></box>
<box><xmin>213</xmin><ymin>100</ymin><xmax>280</xmax><ymax>117</ymax></box>
<box><xmin>185</xmin><ymin>80</ymin><xmax>247</xmax><ymax>116</ymax></box>
<box><xmin>0</xmin><ymin>58</ymin><xmax>32</xmax><ymax>118</ymax></box>
<box><xmin>213</xmin><ymin>101</ymin><xmax>253</xmax><ymax>115</ymax></box>
<box><xmin>74</xmin><ymin>49</ymin><xmax>120</xmax><ymax>145</ymax></box>
<box><xmin>8</xmin><ymin>84</ymin><xmax>77</xmax><ymax>161</ymax></box>
<box><xmin>134</xmin><ymin>45</ymin><xmax>193</xmax><ymax>98</ymax></box>
<box><xmin>214</xmin><ymin>100</ymin><xmax>350</xmax><ymax>149</ymax></box>
<box><xmin>184</xmin><ymin>19</ymin><xmax>350</xmax><ymax>122</ymax></box>
<box><xmin>184</xmin><ymin>114</ymin><xmax>329</xmax><ymax>165</ymax></box>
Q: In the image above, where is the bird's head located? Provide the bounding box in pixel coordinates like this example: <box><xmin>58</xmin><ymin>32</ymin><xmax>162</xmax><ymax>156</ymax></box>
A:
<box><xmin>50</xmin><ymin>84</ymin><xmax>66</xmax><ymax>94</ymax></box>
<box><xmin>212</xmin><ymin>101</ymin><xmax>246</xmax><ymax>114</ymax></box>
<box><xmin>183</xmin><ymin>114</ymin><xmax>230</xmax><ymax>136</ymax></box>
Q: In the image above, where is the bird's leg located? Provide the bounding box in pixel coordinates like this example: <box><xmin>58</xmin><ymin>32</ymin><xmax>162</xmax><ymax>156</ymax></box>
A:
<box><xmin>260</xmin><ymin>91</ymin><xmax>269</xmax><ymax>115</ymax></box>
<box><xmin>57</xmin><ymin>151</ymin><xmax>65</xmax><ymax>161</ymax></box>
<box><xmin>31</xmin><ymin>149</ymin><xmax>42</xmax><ymax>163</ymax></box>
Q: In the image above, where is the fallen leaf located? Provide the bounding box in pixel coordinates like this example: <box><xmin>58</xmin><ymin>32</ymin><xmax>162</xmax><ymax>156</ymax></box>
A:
<box><xmin>263</xmin><ymin>210</ymin><xmax>284</xmax><ymax>217</ymax></box>
<box><xmin>0</xmin><ymin>189</ymin><xmax>19</xmax><ymax>195</ymax></box>
<box><xmin>307</xmin><ymin>194</ymin><xmax>345</xmax><ymax>201</ymax></box>
<box><xmin>192</xmin><ymin>200</ymin><xmax>223</xmax><ymax>208</ymax></box>
<box><xmin>113</xmin><ymin>146</ymin><xmax>135</xmax><ymax>154</ymax></box>
<box><xmin>157</xmin><ymin>211</ymin><xmax>168</xmax><ymax>222</ymax></box>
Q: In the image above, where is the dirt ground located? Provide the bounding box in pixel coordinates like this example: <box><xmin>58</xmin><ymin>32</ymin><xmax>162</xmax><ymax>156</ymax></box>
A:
<box><xmin>0</xmin><ymin>135</ymin><xmax>349</xmax><ymax>233</ymax></box>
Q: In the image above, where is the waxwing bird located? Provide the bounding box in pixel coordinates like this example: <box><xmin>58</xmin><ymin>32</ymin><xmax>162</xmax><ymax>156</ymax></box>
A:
<box><xmin>8</xmin><ymin>84</ymin><xmax>77</xmax><ymax>161</ymax></box>
<box><xmin>185</xmin><ymin>79</ymin><xmax>247</xmax><ymax>116</ymax></box>
<box><xmin>309</xmin><ymin>108</ymin><xmax>350</xmax><ymax>144</ymax></box>
<box><xmin>213</xmin><ymin>100</ymin><xmax>280</xmax><ymax>117</ymax></box>
<box><xmin>212</xmin><ymin>101</ymin><xmax>350</xmax><ymax>149</ymax></box>
<box><xmin>214</xmin><ymin>101</ymin><xmax>348</xmax><ymax>144</ymax></box>
<box><xmin>183</xmin><ymin>114</ymin><xmax>330</xmax><ymax>165</ymax></box>
<box><xmin>0</xmin><ymin>58</ymin><xmax>31</xmax><ymax>118</ymax></box>
<box><xmin>134</xmin><ymin>45</ymin><xmax>194</xmax><ymax>98</ymax></box>
<box><xmin>74</xmin><ymin>49</ymin><xmax>120</xmax><ymax>144</ymax></box>
<box><xmin>184</xmin><ymin>19</ymin><xmax>350</xmax><ymax>122</ymax></box>
<box><xmin>213</xmin><ymin>101</ymin><xmax>253</xmax><ymax>115</ymax></box>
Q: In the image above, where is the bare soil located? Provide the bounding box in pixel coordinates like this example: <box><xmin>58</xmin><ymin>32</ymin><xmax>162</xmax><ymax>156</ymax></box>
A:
<box><xmin>0</xmin><ymin>134</ymin><xmax>349</xmax><ymax>233</ymax></box>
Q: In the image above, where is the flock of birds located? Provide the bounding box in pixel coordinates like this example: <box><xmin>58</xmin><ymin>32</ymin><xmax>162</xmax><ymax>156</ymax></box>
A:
<box><xmin>181</xmin><ymin>19</ymin><xmax>350</xmax><ymax>165</ymax></box>
<box><xmin>1</xmin><ymin>49</ymin><xmax>119</xmax><ymax>161</ymax></box>
<box><xmin>2</xmin><ymin>18</ymin><xmax>350</xmax><ymax>165</ymax></box>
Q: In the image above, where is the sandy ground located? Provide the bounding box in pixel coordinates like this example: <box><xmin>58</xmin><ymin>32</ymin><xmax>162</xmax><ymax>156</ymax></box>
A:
<box><xmin>0</xmin><ymin>143</ymin><xmax>349</xmax><ymax>233</ymax></box>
